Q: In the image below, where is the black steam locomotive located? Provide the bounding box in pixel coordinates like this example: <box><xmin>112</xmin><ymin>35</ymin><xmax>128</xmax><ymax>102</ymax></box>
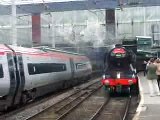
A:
<box><xmin>101</xmin><ymin>45</ymin><xmax>138</xmax><ymax>95</ymax></box>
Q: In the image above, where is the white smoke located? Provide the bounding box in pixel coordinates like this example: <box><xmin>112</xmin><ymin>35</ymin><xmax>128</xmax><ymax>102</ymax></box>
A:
<box><xmin>80</xmin><ymin>20</ymin><xmax>106</xmax><ymax>47</ymax></box>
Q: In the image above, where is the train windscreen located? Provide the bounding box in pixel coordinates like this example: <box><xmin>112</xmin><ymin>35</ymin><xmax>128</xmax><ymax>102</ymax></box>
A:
<box><xmin>107</xmin><ymin>47</ymin><xmax>132</xmax><ymax>72</ymax></box>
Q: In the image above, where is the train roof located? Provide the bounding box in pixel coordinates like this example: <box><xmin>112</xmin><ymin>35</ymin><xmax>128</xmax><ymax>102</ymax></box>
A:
<box><xmin>33</xmin><ymin>46</ymin><xmax>85</xmax><ymax>56</ymax></box>
<box><xmin>137</xmin><ymin>49</ymin><xmax>157</xmax><ymax>53</ymax></box>
<box><xmin>8</xmin><ymin>45</ymin><xmax>44</xmax><ymax>54</ymax></box>
<box><xmin>0</xmin><ymin>44</ymin><xmax>87</xmax><ymax>58</ymax></box>
<box><xmin>136</xmin><ymin>36</ymin><xmax>152</xmax><ymax>39</ymax></box>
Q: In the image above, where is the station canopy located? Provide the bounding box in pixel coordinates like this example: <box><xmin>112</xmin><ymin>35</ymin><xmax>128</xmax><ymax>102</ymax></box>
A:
<box><xmin>0</xmin><ymin>0</ymin><xmax>87</xmax><ymax>5</ymax></box>
<box><xmin>0</xmin><ymin>0</ymin><xmax>160</xmax><ymax>15</ymax></box>
<box><xmin>0</xmin><ymin>0</ymin><xmax>117</xmax><ymax>15</ymax></box>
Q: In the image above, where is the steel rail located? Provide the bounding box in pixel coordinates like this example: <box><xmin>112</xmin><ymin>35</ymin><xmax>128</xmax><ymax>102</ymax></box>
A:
<box><xmin>21</xmin><ymin>80</ymin><xmax>100</xmax><ymax>120</ymax></box>
<box><xmin>54</xmin><ymin>91</ymin><xmax>87</xmax><ymax>113</ymax></box>
<box><xmin>88</xmin><ymin>95</ymin><xmax>131</xmax><ymax>120</ymax></box>
<box><xmin>56</xmin><ymin>85</ymin><xmax>102</xmax><ymax>120</ymax></box>
<box><xmin>89</xmin><ymin>97</ymin><xmax>110</xmax><ymax>120</ymax></box>
<box><xmin>52</xmin><ymin>80</ymin><xmax>100</xmax><ymax>108</ymax></box>
<box><xmin>53</xmin><ymin>81</ymin><xmax>101</xmax><ymax>113</ymax></box>
<box><xmin>122</xmin><ymin>96</ymin><xmax>131</xmax><ymax>120</ymax></box>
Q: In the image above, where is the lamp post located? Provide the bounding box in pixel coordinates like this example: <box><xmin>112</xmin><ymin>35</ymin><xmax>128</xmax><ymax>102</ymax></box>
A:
<box><xmin>11</xmin><ymin>0</ymin><xmax>17</xmax><ymax>46</ymax></box>
<box><xmin>143</xmin><ymin>7</ymin><xmax>146</xmax><ymax>36</ymax></box>
<box><xmin>48</xmin><ymin>13</ymin><xmax>55</xmax><ymax>48</ymax></box>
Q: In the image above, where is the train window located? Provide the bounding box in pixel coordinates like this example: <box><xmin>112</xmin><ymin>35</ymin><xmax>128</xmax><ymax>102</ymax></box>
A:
<box><xmin>28</xmin><ymin>63</ymin><xmax>67</xmax><ymax>75</ymax></box>
<box><xmin>76</xmin><ymin>63</ymin><xmax>86</xmax><ymax>69</ymax></box>
<box><xmin>0</xmin><ymin>64</ymin><xmax>4</xmax><ymax>78</ymax></box>
<box><xmin>8</xmin><ymin>58</ymin><xmax>14</xmax><ymax>66</ymax></box>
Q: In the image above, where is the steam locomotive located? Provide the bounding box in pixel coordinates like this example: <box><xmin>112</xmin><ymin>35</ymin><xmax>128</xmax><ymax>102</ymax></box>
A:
<box><xmin>0</xmin><ymin>44</ymin><xmax>92</xmax><ymax>111</ymax></box>
<box><xmin>101</xmin><ymin>44</ymin><xmax>138</xmax><ymax>95</ymax></box>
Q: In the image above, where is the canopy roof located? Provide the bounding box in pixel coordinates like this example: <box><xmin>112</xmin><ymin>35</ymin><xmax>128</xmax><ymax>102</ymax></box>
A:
<box><xmin>0</xmin><ymin>0</ymin><xmax>117</xmax><ymax>15</ymax></box>
<box><xmin>0</xmin><ymin>0</ymin><xmax>160</xmax><ymax>15</ymax></box>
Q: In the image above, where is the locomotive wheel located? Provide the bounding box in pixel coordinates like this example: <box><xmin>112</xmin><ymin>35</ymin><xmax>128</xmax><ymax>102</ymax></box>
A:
<box><xmin>104</xmin><ymin>86</ymin><xmax>115</xmax><ymax>96</ymax></box>
<box><xmin>21</xmin><ymin>93</ymin><xmax>28</xmax><ymax>104</ymax></box>
<box><xmin>86</xmin><ymin>75</ymin><xmax>91</xmax><ymax>81</ymax></box>
<box><xmin>63</xmin><ymin>81</ymin><xmax>69</xmax><ymax>89</ymax></box>
<box><xmin>127</xmin><ymin>87</ymin><xmax>131</xmax><ymax>94</ymax></box>
<box><xmin>102</xmin><ymin>86</ymin><xmax>108</xmax><ymax>98</ymax></box>
<box><xmin>131</xmin><ymin>84</ymin><xmax>139</xmax><ymax>95</ymax></box>
<box><xmin>0</xmin><ymin>105</ymin><xmax>8</xmax><ymax>111</ymax></box>
<box><xmin>109</xmin><ymin>90</ymin><xmax>115</xmax><ymax>96</ymax></box>
<box><xmin>31</xmin><ymin>90</ymin><xmax>36</xmax><ymax>100</ymax></box>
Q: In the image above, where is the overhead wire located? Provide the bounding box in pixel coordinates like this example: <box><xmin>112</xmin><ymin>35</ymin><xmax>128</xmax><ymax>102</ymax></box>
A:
<box><xmin>0</xmin><ymin>0</ymin><xmax>10</xmax><ymax>5</ymax></box>
<box><xmin>0</xmin><ymin>0</ymin><xmax>52</xmax><ymax>26</ymax></box>
<box><xmin>0</xmin><ymin>0</ymin><xmax>32</xmax><ymax>44</ymax></box>
<box><xmin>0</xmin><ymin>0</ymin><xmax>49</xmax><ymax>24</ymax></box>
<box><xmin>0</xmin><ymin>0</ymin><xmax>32</xmax><ymax>24</ymax></box>
<box><xmin>16</xmin><ymin>0</ymin><xmax>53</xmax><ymax>42</ymax></box>
<box><xmin>0</xmin><ymin>0</ymin><xmax>83</xmax><ymax>47</ymax></box>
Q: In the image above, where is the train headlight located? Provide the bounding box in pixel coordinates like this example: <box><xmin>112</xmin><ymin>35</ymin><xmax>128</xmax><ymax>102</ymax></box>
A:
<box><xmin>117</xmin><ymin>72</ymin><xmax>120</xmax><ymax>79</ymax></box>
<box><xmin>102</xmin><ymin>75</ymin><xmax>106</xmax><ymax>79</ymax></box>
<box><xmin>128</xmin><ymin>79</ymin><xmax>133</xmax><ymax>85</ymax></box>
<box><xmin>104</xmin><ymin>80</ymin><xmax>110</xmax><ymax>85</ymax></box>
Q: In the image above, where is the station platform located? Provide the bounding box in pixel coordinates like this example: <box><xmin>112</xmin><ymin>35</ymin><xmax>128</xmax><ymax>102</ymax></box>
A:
<box><xmin>133</xmin><ymin>72</ymin><xmax>160</xmax><ymax>120</ymax></box>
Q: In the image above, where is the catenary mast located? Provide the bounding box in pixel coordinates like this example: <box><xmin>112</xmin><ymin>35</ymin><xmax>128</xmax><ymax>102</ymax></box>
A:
<box><xmin>11</xmin><ymin>0</ymin><xmax>17</xmax><ymax>46</ymax></box>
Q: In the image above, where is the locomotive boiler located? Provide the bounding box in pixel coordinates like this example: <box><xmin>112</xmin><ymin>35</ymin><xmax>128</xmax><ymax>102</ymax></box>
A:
<box><xmin>101</xmin><ymin>44</ymin><xmax>138</xmax><ymax>95</ymax></box>
<box><xmin>0</xmin><ymin>44</ymin><xmax>92</xmax><ymax>110</ymax></box>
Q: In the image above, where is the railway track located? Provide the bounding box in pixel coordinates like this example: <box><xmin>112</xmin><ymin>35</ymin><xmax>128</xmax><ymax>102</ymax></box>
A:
<box><xmin>55</xmin><ymin>96</ymin><xmax>132</xmax><ymax>120</ymax></box>
<box><xmin>28</xmin><ymin>81</ymin><xmax>102</xmax><ymax>120</ymax></box>
<box><xmin>1</xmin><ymin>77</ymin><xmax>138</xmax><ymax>120</ymax></box>
<box><xmin>1</xmin><ymin>78</ymin><xmax>101</xmax><ymax>120</ymax></box>
<box><xmin>29</xmin><ymin>94</ymin><xmax>132</xmax><ymax>120</ymax></box>
<box><xmin>27</xmin><ymin>87</ymin><xmax>133</xmax><ymax>120</ymax></box>
<box><xmin>90</xmin><ymin>96</ymin><xmax>131</xmax><ymax>120</ymax></box>
<box><xmin>28</xmin><ymin>86</ymin><xmax>132</xmax><ymax>120</ymax></box>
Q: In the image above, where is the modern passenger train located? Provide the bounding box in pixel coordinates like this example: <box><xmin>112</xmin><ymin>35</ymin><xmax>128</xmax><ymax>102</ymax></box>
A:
<box><xmin>0</xmin><ymin>44</ymin><xmax>92</xmax><ymax>110</ymax></box>
<box><xmin>101</xmin><ymin>44</ymin><xmax>138</xmax><ymax>95</ymax></box>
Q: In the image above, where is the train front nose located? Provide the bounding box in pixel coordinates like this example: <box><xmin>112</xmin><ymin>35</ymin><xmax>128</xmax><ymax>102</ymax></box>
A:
<box><xmin>0</xmin><ymin>51</ymin><xmax>10</xmax><ymax>98</ymax></box>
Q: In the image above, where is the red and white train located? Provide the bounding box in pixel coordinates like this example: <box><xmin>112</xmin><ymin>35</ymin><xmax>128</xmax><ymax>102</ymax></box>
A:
<box><xmin>101</xmin><ymin>45</ymin><xmax>138</xmax><ymax>95</ymax></box>
<box><xmin>0</xmin><ymin>44</ymin><xmax>92</xmax><ymax>110</ymax></box>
